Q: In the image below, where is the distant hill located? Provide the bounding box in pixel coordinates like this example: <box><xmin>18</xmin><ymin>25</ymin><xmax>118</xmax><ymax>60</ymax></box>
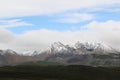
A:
<box><xmin>19</xmin><ymin>61</ymin><xmax>64</xmax><ymax>66</ymax></box>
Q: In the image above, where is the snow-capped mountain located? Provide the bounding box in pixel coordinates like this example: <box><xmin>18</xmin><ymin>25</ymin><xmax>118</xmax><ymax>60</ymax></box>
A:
<box><xmin>21</xmin><ymin>50</ymin><xmax>41</xmax><ymax>56</ymax></box>
<box><xmin>49</xmin><ymin>42</ymin><xmax>75</xmax><ymax>54</ymax></box>
<box><xmin>0</xmin><ymin>49</ymin><xmax>38</xmax><ymax>66</ymax></box>
<box><xmin>43</xmin><ymin>42</ymin><xmax>120</xmax><ymax>66</ymax></box>
<box><xmin>0</xmin><ymin>41</ymin><xmax>120</xmax><ymax>67</ymax></box>
<box><xmin>48</xmin><ymin>41</ymin><xmax>111</xmax><ymax>55</ymax></box>
<box><xmin>0</xmin><ymin>49</ymin><xmax>17</xmax><ymax>56</ymax></box>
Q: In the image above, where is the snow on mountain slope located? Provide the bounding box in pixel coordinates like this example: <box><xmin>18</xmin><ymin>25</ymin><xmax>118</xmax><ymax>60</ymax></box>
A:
<box><xmin>0</xmin><ymin>49</ymin><xmax>39</xmax><ymax>66</ymax></box>
<box><xmin>48</xmin><ymin>41</ymin><xmax>112</xmax><ymax>55</ymax></box>
<box><xmin>0</xmin><ymin>49</ymin><xmax>18</xmax><ymax>56</ymax></box>
<box><xmin>21</xmin><ymin>50</ymin><xmax>41</xmax><ymax>56</ymax></box>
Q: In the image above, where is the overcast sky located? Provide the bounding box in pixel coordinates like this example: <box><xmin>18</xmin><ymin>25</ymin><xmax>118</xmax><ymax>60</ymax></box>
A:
<box><xmin>0</xmin><ymin>0</ymin><xmax>120</xmax><ymax>52</ymax></box>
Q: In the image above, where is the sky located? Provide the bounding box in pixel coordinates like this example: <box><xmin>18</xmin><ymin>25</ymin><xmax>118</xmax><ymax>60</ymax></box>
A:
<box><xmin>0</xmin><ymin>0</ymin><xmax>120</xmax><ymax>52</ymax></box>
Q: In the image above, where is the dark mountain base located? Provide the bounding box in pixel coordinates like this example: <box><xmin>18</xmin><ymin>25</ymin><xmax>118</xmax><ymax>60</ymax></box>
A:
<box><xmin>0</xmin><ymin>65</ymin><xmax>120</xmax><ymax>80</ymax></box>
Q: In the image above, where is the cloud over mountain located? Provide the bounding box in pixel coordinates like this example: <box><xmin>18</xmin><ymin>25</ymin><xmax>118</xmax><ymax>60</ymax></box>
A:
<box><xmin>0</xmin><ymin>20</ymin><xmax>120</xmax><ymax>52</ymax></box>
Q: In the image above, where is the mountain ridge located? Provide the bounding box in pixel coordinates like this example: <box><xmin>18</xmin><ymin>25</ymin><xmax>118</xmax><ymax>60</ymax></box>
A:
<box><xmin>0</xmin><ymin>41</ymin><xmax>120</xmax><ymax>67</ymax></box>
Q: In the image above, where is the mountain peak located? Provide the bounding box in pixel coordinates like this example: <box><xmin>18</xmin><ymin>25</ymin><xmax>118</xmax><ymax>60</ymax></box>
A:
<box><xmin>5</xmin><ymin>49</ymin><xmax>17</xmax><ymax>54</ymax></box>
<box><xmin>49</xmin><ymin>42</ymin><xmax>74</xmax><ymax>54</ymax></box>
<box><xmin>0</xmin><ymin>49</ymin><xmax>17</xmax><ymax>55</ymax></box>
<box><xmin>48</xmin><ymin>41</ymin><xmax>119</xmax><ymax>55</ymax></box>
<box><xmin>21</xmin><ymin>50</ymin><xmax>41</xmax><ymax>56</ymax></box>
<box><xmin>75</xmin><ymin>41</ymin><xmax>105</xmax><ymax>54</ymax></box>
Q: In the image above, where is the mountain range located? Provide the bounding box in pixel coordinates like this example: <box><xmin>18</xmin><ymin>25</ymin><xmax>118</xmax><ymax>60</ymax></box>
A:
<box><xmin>0</xmin><ymin>41</ymin><xmax>120</xmax><ymax>67</ymax></box>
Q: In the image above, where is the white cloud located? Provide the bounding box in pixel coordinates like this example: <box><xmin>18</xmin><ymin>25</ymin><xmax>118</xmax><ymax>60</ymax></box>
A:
<box><xmin>0</xmin><ymin>0</ymin><xmax>119</xmax><ymax>18</ymax></box>
<box><xmin>0</xmin><ymin>20</ymin><xmax>120</xmax><ymax>52</ymax></box>
<box><xmin>85</xmin><ymin>20</ymin><xmax>120</xmax><ymax>48</ymax></box>
<box><xmin>9</xmin><ymin>29</ymin><xmax>99</xmax><ymax>52</ymax></box>
<box><xmin>55</xmin><ymin>13</ymin><xmax>94</xmax><ymax>23</ymax></box>
<box><xmin>0</xmin><ymin>19</ymin><xmax>33</xmax><ymax>28</ymax></box>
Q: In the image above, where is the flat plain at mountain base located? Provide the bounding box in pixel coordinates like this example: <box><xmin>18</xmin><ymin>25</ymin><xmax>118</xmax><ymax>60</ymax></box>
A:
<box><xmin>0</xmin><ymin>65</ymin><xmax>120</xmax><ymax>80</ymax></box>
